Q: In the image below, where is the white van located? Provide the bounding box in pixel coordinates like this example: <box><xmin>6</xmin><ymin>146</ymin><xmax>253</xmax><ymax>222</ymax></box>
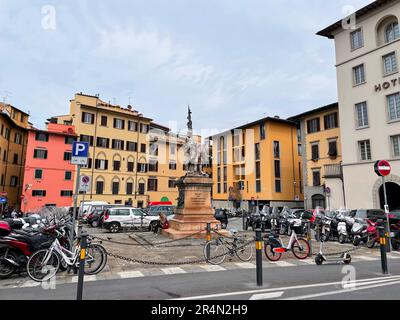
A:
<box><xmin>80</xmin><ymin>201</ymin><xmax>109</xmax><ymax>219</ymax></box>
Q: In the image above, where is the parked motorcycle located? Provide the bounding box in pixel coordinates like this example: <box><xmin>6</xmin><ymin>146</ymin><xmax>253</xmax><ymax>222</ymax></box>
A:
<box><xmin>365</xmin><ymin>219</ymin><xmax>379</xmax><ymax>248</ymax></box>
<box><xmin>351</xmin><ymin>218</ymin><xmax>368</xmax><ymax>246</ymax></box>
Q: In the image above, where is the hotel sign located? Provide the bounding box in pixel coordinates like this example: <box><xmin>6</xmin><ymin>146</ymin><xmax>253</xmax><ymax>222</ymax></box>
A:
<box><xmin>374</xmin><ymin>77</ymin><xmax>400</xmax><ymax>92</ymax></box>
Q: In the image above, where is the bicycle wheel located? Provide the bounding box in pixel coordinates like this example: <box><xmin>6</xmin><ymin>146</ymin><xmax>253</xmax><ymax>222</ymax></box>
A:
<box><xmin>84</xmin><ymin>244</ymin><xmax>107</xmax><ymax>275</ymax></box>
<box><xmin>204</xmin><ymin>239</ymin><xmax>226</xmax><ymax>265</ymax></box>
<box><xmin>292</xmin><ymin>238</ymin><xmax>310</xmax><ymax>260</ymax></box>
<box><xmin>26</xmin><ymin>249</ymin><xmax>60</xmax><ymax>282</ymax></box>
<box><xmin>235</xmin><ymin>239</ymin><xmax>254</xmax><ymax>262</ymax></box>
<box><xmin>264</xmin><ymin>241</ymin><xmax>282</xmax><ymax>261</ymax></box>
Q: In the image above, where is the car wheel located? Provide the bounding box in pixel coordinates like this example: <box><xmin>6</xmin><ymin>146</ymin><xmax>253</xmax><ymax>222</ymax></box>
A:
<box><xmin>109</xmin><ymin>222</ymin><xmax>120</xmax><ymax>233</ymax></box>
<box><xmin>149</xmin><ymin>221</ymin><xmax>158</xmax><ymax>232</ymax></box>
<box><xmin>91</xmin><ymin>220</ymin><xmax>99</xmax><ymax>228</ymax></box>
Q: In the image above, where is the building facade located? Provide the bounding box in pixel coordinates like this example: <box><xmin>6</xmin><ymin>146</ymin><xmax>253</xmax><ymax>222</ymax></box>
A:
<box><xmin>21</xmin><ymin>123</ymin><xmax>77</xmax><ymax>212</ymax></box>
<box><xmin>210</xmin><ymin>117</ymin><xmax>304</xmax><ymax>210</ymax></box>
<box><xmin>290</xmin><ymin>103</ymin><xmax>345</xmax><ymax>210</ymax></box>
<box><xmin>318</xmin><ymin>0</ymin><xmax>400</xmax><ymax>211</ymax></box>
<box><xmin>0</xmin><ymin>103</ymin><xmax>29</xmax><ymax>209</ymax></box>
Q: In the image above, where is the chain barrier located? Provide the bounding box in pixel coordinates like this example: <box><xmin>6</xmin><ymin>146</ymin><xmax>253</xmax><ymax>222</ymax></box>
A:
<box><xmin>105</xmin><ymin>239</ymin><xmax>255</xmax><ymax>266</ymax></box>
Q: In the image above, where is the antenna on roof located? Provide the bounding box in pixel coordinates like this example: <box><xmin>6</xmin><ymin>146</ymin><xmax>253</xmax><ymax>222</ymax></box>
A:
<box><xmin>2</xmin><ymin>90</ymin><xmax>12</xmax><ymax>103</ymax></box>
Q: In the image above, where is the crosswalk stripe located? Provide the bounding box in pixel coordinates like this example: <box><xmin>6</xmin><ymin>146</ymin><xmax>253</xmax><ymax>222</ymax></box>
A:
<box><xmin>20</xmin><ymin>280</ymin><xmax>41</xmax><ymax>288</ymax></box>
<box><xmin>200</xmin><ymin>265</ymin><xmax>226</xmax><ymax>272</ymax></box>
<box><xmin>353</xmin><ymin>255</ymin><xmax>378</xmax><ymax>261</ymax></box>
<box><xmin>269</xmin><ymin>261</ymin><xmax>296</xmax><ymax>267</ymax></box>
<box><xmin>161</xmin><ymin>267</ymin><xmax>187</xmax><ymax>275</ymax></box>
<box><xmin>235</xmin><ymin>262</ymin><xmax>256</xmax><ymax>269</ymax></box>
<box><xmin>299</xmin><ymin>259</ymin><xmax>315</xmax><ymax>265</ymax></box>
<box><xmin>118</xmin><ymin>271</ymin><xmax>144</xmax><ymax>279</ymax></box>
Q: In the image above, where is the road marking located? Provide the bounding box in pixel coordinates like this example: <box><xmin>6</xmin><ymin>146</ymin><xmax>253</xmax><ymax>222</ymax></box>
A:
<box><xmin>20</xmin><ymin>280</ymin><xmax>41</xmax><ymax>288</ymax></box>
<box><xmin>270</xmin><ymin>261</ymin><xmax>296</xmax><ymax>267</ymax></box>
<box><xmin>299</xmin><ymin>259</ymin><xmax>315</xmax><ymax>265</ymax></box>
<box><xmin>249</xmin><ymin>291</ymin><xmax>284</xmax><ymax>300</ymax></box>
<box><xmin>235</xmin><ymin>262</ymin><xmax>255</xmax><ymax>269</ymax></box>
<box><xmin>353</xmin><ymin>255</ymin><xmax>378</xmax><ymax>261</ymax></box>
<box><xmin>161</xmin><ymin>267</ymin><xmax>187</xmax><ymax>275</ymax></box>
<box><xmin>200</xmin><ymin>265</ymin><xmax>226</xmax><ymax>272</ymax></box>
<box><xmin>118</xmin><ymin>271</ymin><xmax>144</xmax><ymax>279</ymax></box>
<box><xmin>173</xmin><ymin>275</ymin><xmax>400</xmax><ymax>300</ymax></box>
<box><xmin>388</xmin><ymin>253</ymin><xmax>400</xmax><ymax>259</ymax></box>
<box><xmin>71</xmin><ymin>276</ymin><xmax>97</xmax><ymax>283</ymax></box>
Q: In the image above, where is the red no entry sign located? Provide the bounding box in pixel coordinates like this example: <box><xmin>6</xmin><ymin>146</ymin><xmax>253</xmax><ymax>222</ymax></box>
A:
<box><xmin>374</xmin><ymin>160</ymin><xmax>391</xmax><ymax>177</ymax></box>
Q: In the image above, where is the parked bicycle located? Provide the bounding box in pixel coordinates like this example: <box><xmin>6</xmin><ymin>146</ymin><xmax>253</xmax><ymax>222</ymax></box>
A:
<box><xmin>263</xmin><ymin>229</ymin><xmax>310</xmax><ymax>261</ymax></box>
<box><xmin>203</xmin><ymin>230</ymin><xmax>253</xmax><ymax>265</ymax></box>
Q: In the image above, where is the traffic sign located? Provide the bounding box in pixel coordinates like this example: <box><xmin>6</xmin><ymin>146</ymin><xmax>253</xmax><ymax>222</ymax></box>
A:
<box><xmin>72</xmin><ymin>142</ymin><xmax>89</xmax><ymax>165</ymax></box>
<box><xmin>79</xmin><ymin>175</ymin><xmax>91</xmax><ymax>192</ymax></box>
<box><xmin>374</xmin><ymin>160</ymin><xmax>391</xmax><ymax>177</ymax></box>
<box><xmin>0</xmin><ymin>191</ymin><xmax>7</xmax><ymax>197</ymax></box>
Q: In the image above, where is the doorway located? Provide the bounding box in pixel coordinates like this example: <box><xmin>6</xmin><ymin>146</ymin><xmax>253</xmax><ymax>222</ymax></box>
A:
<box><xmin>379</xmin><ymin>182</ymin><xmax>400</xmax><ymax>211</ymax></box>
<box><xmin>312</xmin><ymin>194</ymin><xmax>326</xmax><ymax>209</ymax></box>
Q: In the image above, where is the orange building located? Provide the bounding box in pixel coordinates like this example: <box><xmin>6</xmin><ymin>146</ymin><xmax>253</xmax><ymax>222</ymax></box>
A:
<box><xmin>21</xmin><ymin>123</ymin><xmax>77</xmax><ymax>212</ymax></box>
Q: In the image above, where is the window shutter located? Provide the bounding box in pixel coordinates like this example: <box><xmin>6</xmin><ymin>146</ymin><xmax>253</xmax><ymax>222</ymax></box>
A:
<box><xmin>317</xmin><ymin>119</ymin><xmax>320</xmax><ymax>132</ymax></box>
<box><xmin>334</xmin><ymin>113</ymin><xmax>338</xmax><ymax>127</ymax></box>
<box><xmin>105</xmin><ymin>160</ymin><xmax>108</xmax><ymax>170</ymax></box>
<box><xmin>113</xmin><ymin>118</ymin><xmax>116</xmax><ymax>128</ymax></box>
<box><xmin>88</xmin><ymin>158</ymin><xmax>92</xmax><ymax>169</ymax></box>
<box><xmin>44</xmin><ymin>150</ymin><xmax>48</xmax><ymax>159</ymax></box>
<box><xmin>91</xmin><ymin>114</ymin><xmax>95</xmax><ymax>124</ymax></box>
<box><xmin>122</xmin><ymin>120</ymin><xmax>125</xmax><ymax>130</ymax></box>
<box><xmin>95</xmin><ymin>159</ymin><xmax>99</xmax><ymax>169</ymax></box>
<box><xmin>121</xmin><ymin>141</ymin><xmax>124</xmax><ymax>150</ymax></box>
<box><xmin>34</xmin><ymin>149</ymin><xmax>37</xmax><ymax>158</ymax></box>
<box><xmin>81</xmin><ymin>112</ymin><xmax>85</xmax><ymax>123</ymax></box>
<box><xmin>90</xmin><ymin>136</ymin><xmax>94</xmax><ymax>146</ymax></box>
<box><xmin>106</xmin><ymin>138</ymin><xmax>110</xmax><ymax>148</ymax></box>
<box><xmin>324</xmin><ymin>116</ymin><xmax>328</xmax><ymax>130</ymax></box>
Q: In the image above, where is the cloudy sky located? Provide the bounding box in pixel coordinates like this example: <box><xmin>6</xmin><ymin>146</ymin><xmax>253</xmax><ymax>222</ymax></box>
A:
<box><xmin>0</xmin><ymin>0</ymin><xmax>371</xmax><ymax>135</ymax></box>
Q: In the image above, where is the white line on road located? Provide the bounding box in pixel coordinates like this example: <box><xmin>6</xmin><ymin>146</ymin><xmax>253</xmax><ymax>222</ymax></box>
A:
<box><xmin>249</xmin><ymin>291</ymin><xmax>284</xmax><ymax>300</ymax></box>
<box><xmin>118</xmin><ymin>271</ymin><xmax>144</xmax><ymax>279</ymax></box>
<box><xmin>353</xmin><ymin>255</ymin><xmax>378</xmax><ymax>261</ymax></box>
<box><xmin>235</xmin><ymin>262</ymin><xmax>256</xmax><ymax>269</ymax></box>
<box><xmin>173</xmin><ymin>275</ymin><xmax>400</xmax><ymax>300</ymax></box>
<box><xmin>161</xmin><ymin>267</ymin><xmax>187</xmax><ymax>275</ymax></box>
<box><xmin>71</xmin><ymin>275</ymin><xmax>97</xmax><ymax>283</ymax></box>
<box><xmin>199</xmin><ymin>265</ymin><xmax>226</xmax><ymax>272</ymax></box>
<box><xmin>20</xmin><ymin>280</ymin><xmax>41</xmax><ymax>288</ymax></box>
<box><xmin>269</xmin><ymin>261</ymin><xmax>296</xmax><ymax>267</ymax></box>
<box><xmin>299</xmin><ymin>259</ymin><xmax>315</xmax><ymax>265</ymax></box>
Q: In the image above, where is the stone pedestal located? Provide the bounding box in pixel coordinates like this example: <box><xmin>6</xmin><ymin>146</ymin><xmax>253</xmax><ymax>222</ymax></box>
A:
<box><xmin>162</xmin><ymin>174</ymin><xmax>226</xmax><ymax>239</ymax></box>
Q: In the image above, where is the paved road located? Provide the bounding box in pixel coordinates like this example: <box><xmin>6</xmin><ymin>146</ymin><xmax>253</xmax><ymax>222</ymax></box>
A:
<box><xmin>1</xmin><ymin>258</ymin><xmax>399</xmax><ymax>300</ymax></box>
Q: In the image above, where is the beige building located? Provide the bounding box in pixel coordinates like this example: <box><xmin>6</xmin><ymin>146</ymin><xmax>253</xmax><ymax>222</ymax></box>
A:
<box><xmin>49</xmin><ymin>93</ymin><xmax>194</xmax><ymax>208</ymax></box>
<box><xmin>318</xmin><ymin>0</ymin><xmax>400</xmax><ymax>210</ymax></box>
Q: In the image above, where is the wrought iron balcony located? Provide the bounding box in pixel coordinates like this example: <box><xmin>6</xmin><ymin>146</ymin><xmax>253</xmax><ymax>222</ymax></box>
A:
<box><xmin>323</xmin><ymin>164</ymin><xmax>342</xmax><ymax>179</ymax></box>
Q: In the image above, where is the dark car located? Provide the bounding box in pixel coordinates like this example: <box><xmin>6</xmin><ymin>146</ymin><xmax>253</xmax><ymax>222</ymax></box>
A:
<box><xmin>355</xmin><ymin>209</ymin><xmax>385</xmax><ymax>222</ymax></box>
<box><xmin>147</xmin><ymin>205</ymin><xmax>175</xmax><ymax>217</ymax></box>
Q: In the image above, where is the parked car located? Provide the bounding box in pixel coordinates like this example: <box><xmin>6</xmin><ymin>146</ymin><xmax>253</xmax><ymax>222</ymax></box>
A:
<box><xmin>87</xmin><ymin>204</ymin><xmax>124</xmax><ymax>227</ymax></box>
<box><xmin>102</xmin><ymin>207</ymin><xmax>162</xmax><ymax>233</ymax></box>
<box><xmin>147</xmin><ymin>205</ymin><xmax>175</xmax><ymax>217</ymax></box>
<box><xmin>80</xmin><ymin>201</ymin><xmax>109</xmax><ymax>222</ymax></box>
<box><xmin>355</xmin><ymin>209</ymin><xmax>385</xmax><ymax>222</ymax></box>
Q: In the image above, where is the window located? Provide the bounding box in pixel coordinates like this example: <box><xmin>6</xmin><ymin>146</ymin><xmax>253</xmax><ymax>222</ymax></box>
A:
<box><xmin>307</xmin><ymin>118</ymin><xmax>320</xmax><ymax>134</ymax></box>
<box><xmin>223</xmin><ymin>166</ymin><xmax>227</xmax><ymax>181</ymax></box>
<box><xmin>34</xmin><ymin>149</ymin><xmax>48</xmax><ymax>159</ymax></box>
<box><xmin>113</xmin><ymin>118</ymin><xmax>125</xmax><ymax>129</ymax></box>
<box><xmin>34</xmin><ymin>169</ymin><xmax>43</xmax><ymax>179</ymax></box>
<box><xmin>274</xmin><ymin>160</ymin><xmax>281</xmax><ymax>178</ymax></box>
<box><xmin>259</xmin><ymin>123</ymin><xmax>265</xmax><ymax>140</ymax></box>
<box><xmin>273</xmin><ymin>141</ymin><xmax>280</xmax><ymax>158</ymax></box>
<box><xmin>328</xmin><ymin>140</ymin><xmax>338</xmax><ymax>158</ymax></box>
<box><xmin>223</xmin><ymin>183</ymin><xmax>227</xmax><ymax>193</ymax></box>
<box><xmin>127</xmin><ymin>161</ymin><xmax>134</xmax><ymax>172</ymax></box>
<box><xmin>353</xmin><ymin>64</ymin><xmax>366</xmax><ymax>85</ymax></box>
<box><xmin>217</xmin><ymin>183</ymin><xmax>221</xmax><ymax>194</ymax></box>
<box><xmin>359</xmin><ymin>140</ymin><xmax>371</xmax><ymax>161</ymax></box>
<box><xmin>32</xmin><ymin>190</ymin><xmax>46</xmax><ymax>197</ymax></box>
<box><xmin>65</xmin><ymin>136</ymin><xmax>75</xmax><ymax>144</ymax></box>
<box><xmin>100</xmin><ymin>116</ymin><xmax>107</xmax><ymax>126</ymax></box>
<box><xmin>112</xmin><ymin>139</ymin><xmax>124</xmax><ymax>150</ymax></box>
<box><xmin>140</xmin><ymin>124</ymin><xmax>149</xmax><ymax>134</ymax></box>
<box><xmin>60</xmin><ymin>191</ymin><xmax>73</xmax><ymax>197</ymax></box>
<box><xmin>312</xmin><ymin>170</ymin><xmax>321</xmax><ymax>187</ymax></box>
<box><xmin>35</xmin><ymin>132</ymin><xmax>49</xmax><ymax>142</ymax></box>
<box><xmin>149</xmin><ymin>144</ymin><xmax>158</xmax><ymax>156</ymax></box>
<box><xmin>255</xmin><ymin>143</ymin><xmax>260</xmax><ymax>160</ymax></box>
<box><xmin>355</xmin><ymin>102</ymin><xmax>369</xmax><ymax>128</ymax></box>
<box><xmin>96</xmin><ymin>181</ymin><xmax>104</xmax><ymax>195</ymax></box>
<box><xmin>217</xmin><ymin>168</ymin><xmax>221</xmax><ymax>182</ymax></box>
<box><xmin>13</xmin><ymin>153</ymin><xmax>18</xmax><ymax>164</ymax></box>
<box><xmin>350</xmin><ymin>28</ymin><xmax>363</xmax><ymax>50</ymax></box>
<box><xmin>128</xmin><ymin>121</ymin><xmax>137</xmax><ymax>132</ymax></box>
<box><xmin>113</xmin><ymin>160</ymin><xmax>121</xmax><ymax>171</ymax></box>
<box><xmin>140</xmin><ymin>144</ymin><xmax>146</xmax><ymax>153</ymax></box>
<box><xmin>168</xmin><ymin>179</ymin><xmax>176</xmax><ymax>188</ymax></box>
<box><xmin>3</xmin><ymin>150</ymin><xmax>6</xmax><ymax>161</ymax></box>
<box><xmin>385</xmin><ymin>21</ymin><xmax>400</xmax><ymax>43</ymax></box>
<box><xmin>148</xmin><ymin>178</ymin><xmax>158</xmax><ymax>192</ymax></box>
<box><xmin>126</xmin><ymin>182</ymin><xmax>133</xmax><ymax>195</ymax></box>
<box><xmin>137</xmin><ymin>163</ymin><xmax>147</xmax><ymax>173</ymax></box>
<box><xmin>149</xmin><ymin>160</ymin><xmax>158</xmax><ymax>172</ymax></box>
<box><xmin>126</xmin><ymin>141</ymin><xmax>137</xmax><ymax>152</ymax></box>
<box><xmin>64</xmin><ymin>152</ymin><xmax>72</xmax><ymax>161</ymax></box>
<box><xmin>169</xmin><ymin>162</ymin><xmax>177</xmax><ymax>170</ymax></box>
<box><xmin>138</xmin><ymin>183</ymin><xmax>145</xmax><ymax>195</ymax></box>
<box><xmin>256</xmin><ymin>180</ymin><xmax>261</xmax><ymax>193</ymax></box>
<box><xmin>20</xmin><ymin>114</ymin><xmax>24</xmax><ymax>122</ymax></box>
<box><xmin>311</xmin><ymin>143</ymin><xmax>319</xmax><ymax>161</ymax></box>
<box><xmin>65</xmin><ymin>171</ymin><xmax>72</xmax><ymax>180</ymax></box>
<box><xmin>95</xmin><ymin>159</ymin><xmax>108</xmax><ymax>170</ymax></box>
<box><xmin>82</xmin><ymin>112</ymin><xmax>94</xmax><ymax>124</ymax></box>
<box><xmin>80</xmin><ymin>135</ymin><xmax>93</xmax><ymax>146</ymax></box>
<box><xmin>170</xmin><ymin>144</ymin><xmax>176</xmax><ymax>155</ymax></box>
<box><xmin>10</xmin><ymin>176</ymin><xmax>18</xmax><ymax>187</ymax></box>
<box><xmin>255</xmin><ymin>162</ymin><xmax>261</xmax><ymax>179</ymax></box>
<box><xmin>391</xmin><ymin>135</ymin><xmax>400</xmax><ymax>157</ymax></box>
<box><xmin>14</xmin><ymin>133</ymin><xmax>22</xmax><ymax>144</ymax></box>
<box><xmin>275</xmin><ymin>180</ymin><xmax>282</xmax><ymax>193</ymax></box>
<box><xmin>324</xmin><ymin>112</ymin><xmax>338</xmax><ymax>129</ymax></box>
<box><xmin>387</xmin><ymin>92</ymin><xmax>400</xmax><ymax>121</ymax></box>
<box><xmin>96</xmin><ymin>137</ymin><xmax>109</xmax><ymax>148</ymax></box>
<box><xmin>4</xmin><ymin>128</ymin><xmax>9</xmax><ymax>141</ymax></box>
<box><xmin>112</xmin><ymin>181</ymin><xmax>120</xmax><ymax>195</ymax></box>
<box><xmin>298</xmin><ymin>144</ymin><xmax>302</xmax><ymax>156</ymax></box>
<box><xmin>383</xmin><ymin>52</ymin><xmax>398</xmax><ymax>75</ymax></box>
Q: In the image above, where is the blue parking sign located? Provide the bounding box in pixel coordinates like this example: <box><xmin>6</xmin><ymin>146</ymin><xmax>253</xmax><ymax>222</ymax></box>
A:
<box><xmin>72</xmin><ymin>142</ymin><xmax>89</xmax><ymax>165</ymax></box>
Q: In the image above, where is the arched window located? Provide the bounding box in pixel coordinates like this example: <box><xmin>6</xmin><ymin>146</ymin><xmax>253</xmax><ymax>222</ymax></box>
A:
<box><xmin>385</xmin><ymin>21</ymin><xmax>400</xmax><ymax>43</ymax></box>
<box><xmin>111</xmin><ymin>177</ymin><xmax>120</xmax><ymax>195</ymax></box>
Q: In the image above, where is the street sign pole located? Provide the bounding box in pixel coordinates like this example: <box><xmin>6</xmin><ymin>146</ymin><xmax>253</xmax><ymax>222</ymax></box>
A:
<box><xmin>70</xmin><ymin>164</ymin><xmax>81</xmax><ymax>250</ymax></box>
<box><xmin>382</xmin><ymin>176</ymin><xmax>392</xmax><ymax>252</ymax></box>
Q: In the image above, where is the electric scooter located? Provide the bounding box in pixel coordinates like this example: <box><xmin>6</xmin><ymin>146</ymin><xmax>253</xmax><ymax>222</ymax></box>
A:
<box><xmin>315</xmin><ymin>237</ymin><xmax>352</xmax><ymax>265</ymax></box>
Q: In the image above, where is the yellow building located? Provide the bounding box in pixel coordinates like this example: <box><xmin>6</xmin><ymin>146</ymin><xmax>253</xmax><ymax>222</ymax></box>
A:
<box><xmin>49</xmin><ymin>93</ymin><xmax>196</xmax><ymax>208</ymax></box>
<box><xmin>0</xmin><ymin>103</ymin><xmax>29</xmax><ymax>209</ymax></box>
<box><xmin>289</xmin><ymin>103</ymin><xmax>344</xmax><ymax>210</ymax></box>
<box><xmin>210</xmin><ymin>116</ymin><xmax>304</xmax><ymax>210</ymax></box>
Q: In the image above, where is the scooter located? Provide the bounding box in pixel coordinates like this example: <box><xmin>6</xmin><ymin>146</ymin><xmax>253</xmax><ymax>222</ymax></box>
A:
<box><xmin>315</xmin><ymin>237</ymin><xmax>352</xmax><ymax>265</ymax></box>
<box><xmin>366</xmin><ymin>219</ymin><xmax>380</xmax><ymax>248</ymax></box>
<box><xmin>351</xmin><ymin>218</ymin><xmax>368</xmax><ymax>246</ymax></box>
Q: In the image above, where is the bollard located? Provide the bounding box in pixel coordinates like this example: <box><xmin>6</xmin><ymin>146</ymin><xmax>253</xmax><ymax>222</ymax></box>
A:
<box><xmin>307</xmin><ymin>221</ymin><xmax>313</xmax><ymax>258</ymax></box>
<box><xmin>206</xmin><ymin>223</ymin><xmax>211</xmax><ymax>260</ymax></box>
<box><xmin>255</xmin><ymin>229</ymin><xmax>263</xmax><ymax>287</ymax></box>
<box><xmin>378</xmin><ymin>223</ymin><xmax>389</xmax><ymax>275</ymax></box>
<box><xmin>77</xmin><ymin>232</ymin><xmax>88</xmax><ymax>300</ymax></box>
<box><xmin>242</xmin><ymin>212</ymin><xmax>247</xmax><ymax>231</ymax></box>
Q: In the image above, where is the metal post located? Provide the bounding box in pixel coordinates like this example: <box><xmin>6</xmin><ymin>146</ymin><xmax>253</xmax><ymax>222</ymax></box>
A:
<box><xmin>379</xmin><ymin>223</ymin><xmax>388</xmax><ymax>275</ymax></box>
<box><xmin>76</xmin><ymin>232</ymin><xmax>88</xmax><ymax>300</ymax></box>
<box><xmin>382</xmin><ymin>176</ymin><xmax>391</xmax><ymax>252</ymax></box>
<box><xmin>255</xmin><ymin>229</ymin><xmax>263</xmax><ymax>287</ymax></box>
<box><xmin>206</xmin><ymin>223</ymin><xmax>211</xmax><ymax>260</ymax></box>
<box><xmin>307</xmin><ymin>221</ymin><xmax>312</xmax><ymax>257</ymax></box>
<box><xmin>70</xmin><ymin>165</ymin><xmax>81</xmax><ymax>250</ymax></box>
<box><xmin>242</xmin><ymin>211</ymin><xmax>247</xmax><ymax>231</ymax></box>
